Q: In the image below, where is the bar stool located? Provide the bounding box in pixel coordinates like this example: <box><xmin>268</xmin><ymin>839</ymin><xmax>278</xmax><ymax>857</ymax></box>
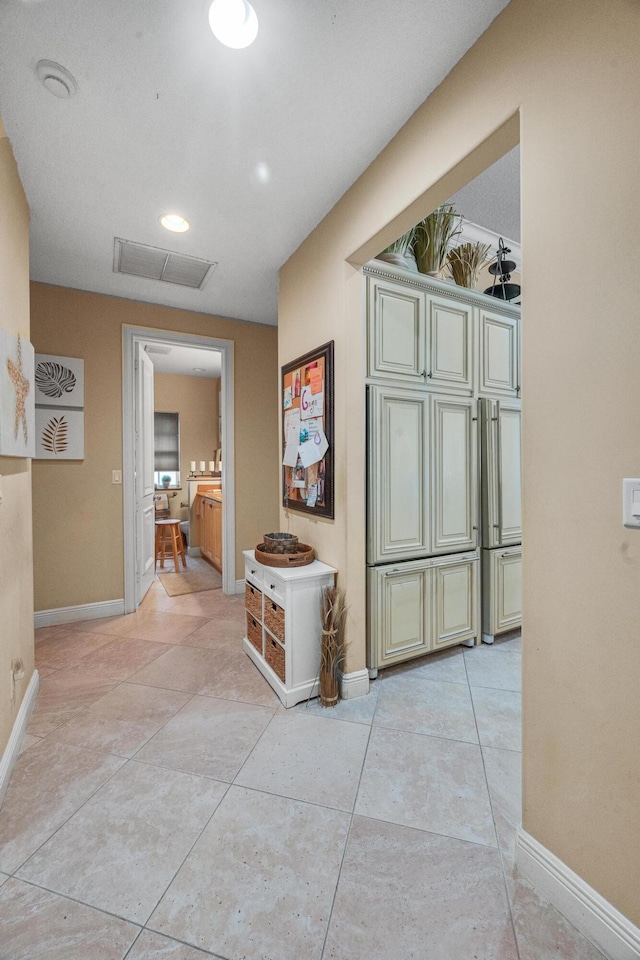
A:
<box><xmin>155</xmin><ymin>518</ymin><xmax>187</xmax><ymax>572</ymax></box>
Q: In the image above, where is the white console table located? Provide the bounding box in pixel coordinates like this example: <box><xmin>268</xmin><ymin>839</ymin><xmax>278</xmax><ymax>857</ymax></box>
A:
<box><xmin>242</xmin><ymin>550</ymin><xmax>337</xmax><ymax>708</ymax></box>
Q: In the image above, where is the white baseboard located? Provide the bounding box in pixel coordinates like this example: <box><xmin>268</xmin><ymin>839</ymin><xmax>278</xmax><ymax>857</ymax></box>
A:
<box><xmin>234</xmin><ymin>579</ymin><xmax>245</xmax><ymax>596</ymax></box>
<box><xmin>34</xmin><ymin>599</ymin><xmax>125</xmax><ymax>629</ymax></box>
<box><xmin>516</xmin><ymin>827</ymin><xmax>640</xmax><ymax>960</ymax></box>
<box><xmin>339</xmin><ymin>668</ymin><xmax>369</xmax><ymax>700</ymax></box>
<box><xmin>0</xmin><ymin>670</ymin><xmax>39</xmax><ymax>808</ymax></box>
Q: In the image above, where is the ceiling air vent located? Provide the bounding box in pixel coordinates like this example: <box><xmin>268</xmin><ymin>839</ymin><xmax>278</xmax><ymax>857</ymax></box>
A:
<box><xmin>113</xmin><ymin>238</ymin><xmax>217</xmax><ymax>290</ymax></box>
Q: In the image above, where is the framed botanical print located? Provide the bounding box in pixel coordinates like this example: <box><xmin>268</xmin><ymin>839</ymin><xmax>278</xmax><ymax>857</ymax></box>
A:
<box><xmin>281</xmin><ymin>341</ymin><xmax>334</xmax><ymax>519</ymax></box>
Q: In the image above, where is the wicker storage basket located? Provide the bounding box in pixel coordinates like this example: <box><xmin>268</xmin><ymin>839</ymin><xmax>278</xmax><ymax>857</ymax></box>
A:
<box><xmin>263</xmin><ymin>532</ymin><xmax>298</xmax><ymax>555</ymax></box>
<box><xmin>265</xmin><ymin>635</ymin><xmax>285</xmax><ymax>682</ymax></box>
<box><xmin>247</xmin><ymin>614</ymin><xmax>262</xmax><ymax>653</ymax></box>
<box><xmin>264</xmin><ymin>598</ymin><xmax>285</xmax><ymax>643</ymax></box>
<box><xmin>245</xmin><ymin>582</ymin><xmax>262</xmax><ymax>620</ymax></box>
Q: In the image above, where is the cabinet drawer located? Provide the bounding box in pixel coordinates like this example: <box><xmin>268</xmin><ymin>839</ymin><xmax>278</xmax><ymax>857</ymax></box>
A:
<box><xmin>245</xmin><ymin>583</ymin><xmax>263</xmax><ymax>620</ymax></box>
<box><xmin>264</xmin><ymin>597</ymin><xmax>285</xmax><ymax>644</ymax></box>
<box><xmin>262</xmin><ymin>575</ymin><xmax>285</xmax><ymax>607</ymax></box>
<box><xmin>247</xmin><ymin>614</ymin><xmax>263</xmax><ymax>653</ymax></box>
<box><xmin>245</xmin><ymin>558</ymin><xmax>263</xmax><ymax>588</ymax></box>
<box><xmin>265</xmin><ymin>634</ymin><xmax>286</xmax><ymax>682</ymax></box>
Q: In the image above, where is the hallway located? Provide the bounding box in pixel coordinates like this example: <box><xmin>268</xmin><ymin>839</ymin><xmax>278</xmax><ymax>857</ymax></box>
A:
<box><xmin>0</xmin><ymin>583</ymin><xmax>604</xmax><ymax>958</ymax></box>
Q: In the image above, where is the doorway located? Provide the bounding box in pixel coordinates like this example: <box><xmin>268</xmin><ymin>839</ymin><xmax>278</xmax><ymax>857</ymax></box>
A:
<box><xmin>122</xmin><ymin>326</ymin><xmax>235</xmax><ymax>613</ymax></box>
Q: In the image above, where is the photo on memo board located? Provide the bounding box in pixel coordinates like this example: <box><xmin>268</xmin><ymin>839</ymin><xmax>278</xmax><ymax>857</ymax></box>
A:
<box><xmin>281</xmin><ymin>340</ymin><xmax>334</xmax><ymax>519</ymax></box>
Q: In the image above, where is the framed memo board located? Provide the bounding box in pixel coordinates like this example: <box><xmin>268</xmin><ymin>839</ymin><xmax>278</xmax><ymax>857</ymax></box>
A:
<box><xmin>281</xmin><ymin>340</ymin><xmax>334</xmax><ymax>519</ymax></box>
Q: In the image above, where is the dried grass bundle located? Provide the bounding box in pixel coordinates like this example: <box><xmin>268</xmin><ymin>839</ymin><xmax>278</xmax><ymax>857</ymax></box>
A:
<box><xmin>318</xmin><ymin>586</ymin><xmax>348</xmax><ymax>707</ymax></box>
<box><xmin>446</xmin><ymin>240</ymin><xmax>492</xmax><ymax>289</ymax></box>
<box><xmin>413</xmin><ymin>205</ymin><xmax>462</xmax><ymax>275</ymax></box>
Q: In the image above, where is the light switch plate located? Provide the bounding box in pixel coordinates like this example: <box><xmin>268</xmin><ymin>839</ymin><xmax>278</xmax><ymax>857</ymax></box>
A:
<box><xmin>622</xmin><ymin>478</ymin><xmax>640</xmax><ymax>528</ymax></box>
<box><xmin>112</xmin><ymin>469</ymin><xmax>122</xmax><ymax>484</ymax></box>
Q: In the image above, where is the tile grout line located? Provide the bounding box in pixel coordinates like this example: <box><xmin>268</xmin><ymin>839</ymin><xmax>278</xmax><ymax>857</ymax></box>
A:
<box><xmin>319</xmin><ymin>708</ymin><xmax>376</xmax><ymax>960</ymax></box>
<box><xmin>463</xmin><ymin>643</ymin><xmax>523</xmax><ymax>960</ymax></box>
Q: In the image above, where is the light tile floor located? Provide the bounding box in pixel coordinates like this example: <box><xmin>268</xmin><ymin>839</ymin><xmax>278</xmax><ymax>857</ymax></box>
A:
<box><xmin>0</xmin><ymin>580</ymin><xmax>607</xmax><ymax>959</ymax></box>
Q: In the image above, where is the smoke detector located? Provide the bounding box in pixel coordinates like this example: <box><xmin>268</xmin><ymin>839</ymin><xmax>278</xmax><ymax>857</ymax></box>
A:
<box><xmin>36</xmin><ymin>60</ymin><xmax>77</xmax><ymax>99</ymax></box>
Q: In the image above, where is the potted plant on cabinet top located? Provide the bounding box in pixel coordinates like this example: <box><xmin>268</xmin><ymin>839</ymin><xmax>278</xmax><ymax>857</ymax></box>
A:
<box><xmin>377</xmin><ymin>226</ymin><xmax>418</xmax><ymax>271</ymax></box>
<box><xmin>413</xmin><ymin>204</ymin><xmax>462</xmax><ymax>276</ymax></box>
<box><xmin>445</xmin><ymin>239</ymin><xmax>492</xmax><ymax>289</ymax></box>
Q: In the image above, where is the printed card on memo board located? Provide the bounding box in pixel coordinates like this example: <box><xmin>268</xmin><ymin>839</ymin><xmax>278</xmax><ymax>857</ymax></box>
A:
<box><xmin>281</xmin><ymin>341</ymin><xmax>334</xmax><ymax>519</ymax></box>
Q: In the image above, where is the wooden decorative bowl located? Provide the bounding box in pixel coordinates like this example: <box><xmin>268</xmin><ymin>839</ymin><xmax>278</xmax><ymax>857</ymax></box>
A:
<box><xmin>255</xmin><ymin>543</ymin><xmax>315</xmax><ymax>567</ymax></box>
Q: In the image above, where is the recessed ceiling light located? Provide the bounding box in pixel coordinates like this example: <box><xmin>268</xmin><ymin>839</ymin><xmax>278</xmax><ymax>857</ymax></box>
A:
<box><xmin>208</xmin><ymin>0</ymin><xmax>258</xmax><ymax>49</ymax></box>
<box><xmin>160</xmin><ymin>214</ymin><xmax>190</xmax><ymax>233</ymax></box>
<box><xmin>193</xmin><ymin>367</ymin><xmax>206</xmax><ymax>373</ymax></box>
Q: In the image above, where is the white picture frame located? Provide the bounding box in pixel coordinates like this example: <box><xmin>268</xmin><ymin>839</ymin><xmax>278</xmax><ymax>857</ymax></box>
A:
<box><xmin>0</xmin><ymin>329</ymin><xmax>35</xmax><ymax>459</ymax></box>
<box><xmin>35</xmin><ymin>407</ymin><xmax>84</xmax><ymax>460</ymax></box>
<box><xmin>34</xmin><ymin>353</ymin><xmax>84</xmax><ymax>408</ymax></box>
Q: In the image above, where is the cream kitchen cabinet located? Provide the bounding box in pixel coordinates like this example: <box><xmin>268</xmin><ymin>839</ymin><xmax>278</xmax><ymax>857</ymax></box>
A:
<box><xmin>478</xmin><ymin>308</ymin><xmax>519</xmax><ymax>398</ymax></box>
<box><xmin>480</xmin><ymin>399</ymin><xmax>522</xmax><ymax>547</ymax></box>
<box><xmin>366</xmin><ymin>264</ymin><xmax>520</xmax><ymax>402</ymax></box>
<box><xmin>367</xmin><ymin>274</ymin><xmax>474</xmax><ymax>395</ymax></box>
<box><xmin>368</xmin><ymin>552</ymin><xmax>478</xmax><ymax>673</ymax></box>
<box><xmin>367</xmin><ymin>274</ymin><xmax>426</xmax><ymax>383</ymax></box>
<box><xmin>482</xmin><ymin>546</ymin><xmax>522</xmax><ymax>642</ymax></box>
<box><xmin>367</xmin><ymin>386</ymin><xmax>477</xmax><ymax>564</ymax></box>
<box><xmin>242</xmin><ymin>551</ymin><xmax>337</xmax><ymax>707</ymax></box>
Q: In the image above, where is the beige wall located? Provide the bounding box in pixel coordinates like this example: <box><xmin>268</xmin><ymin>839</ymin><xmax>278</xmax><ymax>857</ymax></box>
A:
<box><xmin>153</xmin><ymin>372</ymin><xmax>220</xmax><ymax>522</ymax></box>
<box><xmin>31</xmin><ymin>285</ymin><xmax>279</xmax><ymax>609</ymax></box>
<box><xmin>0</xmin><ymin>125</ymin><xmax>34</xmax><ymax>752</ymax></box>
<box><xmin>279</xmin><ymin>0</ymin><xmax>640</xmax><ymax>926</ymax></box>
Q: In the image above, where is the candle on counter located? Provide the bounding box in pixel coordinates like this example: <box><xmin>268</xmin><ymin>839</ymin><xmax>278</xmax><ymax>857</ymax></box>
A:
<box><xmin>209</xmin><ymin>461</ymin><xmax>215</xmax><ymax>472</ymax></box>
<box><xmin>190</xmin><ymin>461</ymin><xmax>196</xmax><ymax>473</ymax></box>
<box><xmin>199</xmin><ymin>461</ymin><xmax>206</xmax><ymax>472</ymax></box>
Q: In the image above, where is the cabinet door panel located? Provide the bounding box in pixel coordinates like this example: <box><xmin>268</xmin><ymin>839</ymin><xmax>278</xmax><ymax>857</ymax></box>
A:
<box><xmin>433</xmin><ymin>558</ymin><xmax>478</xmax><ymax>650</ymax></box>
<box><xmin>431</xmin><ymin>396</ymin><xmax>476</xmax><ymax>553</ymax></box>
<box><xmin>427</xmin><ymin>296</ymin><xmax>473</xmax><ymax>393</ymax></box>
<box><xmin>368</xmin><ymin>386</ymin><xmax>430</xmax><ymax>563</ymax></box>
<box><xmin>369</xmin><ymin>564</ymin><xmax>431</xmax><ymax>668</ymax></box>
<box><xmin>495</xmin><ymin>549</ymin><xmax>522</xmax><ymax>631</ymax></box>
<box><xmin>481</xmin><ymin>400</ymin><xmax>521</xmax><ymax>547</ymax></box>
<box><xmin>479</xmin><ymin>310</ymin><xmax>518</xmax><ymax>397</ymax></box>
<box><xmin>499</xmin><ymin>406</ymin><xmax>522</xmax><ymax>543</ymax></box>
<box><xmin>367</xmin><ymin>277</ymin><xmax>426</xmax><ymax>381</ymax></box>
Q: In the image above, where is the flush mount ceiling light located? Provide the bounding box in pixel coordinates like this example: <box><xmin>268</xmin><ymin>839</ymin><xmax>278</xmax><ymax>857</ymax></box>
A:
<box><xmin>160</xmin><ymin>213</ymin><xmax>190</xmax><ymax>233</ymax></box>
<box><xmin>208</xmin><ymin>0</ymin><xmax>258</xmax><ymax>49</ymax></box>
<box><xmin>36</xmin><ymin>60</ymin><xmax>77</xmax><ymax>99</ymax></box>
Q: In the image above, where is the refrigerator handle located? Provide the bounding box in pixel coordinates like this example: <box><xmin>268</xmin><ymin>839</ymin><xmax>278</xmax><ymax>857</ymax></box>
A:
<box><xmin>495</xmin><ymin>402</ymin><xmax>503</xmax><ymax>546</ymax></box>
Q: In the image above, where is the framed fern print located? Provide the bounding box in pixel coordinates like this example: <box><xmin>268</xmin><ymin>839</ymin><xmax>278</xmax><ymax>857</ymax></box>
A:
<box><xmin>35</xmin><ymin>408</ymin><xmax>84</xmax><ymax>459</ymax></box>
<box><xmin>34</xmin><ymin>353</ymin><xmax>85</xmax><ymax>459</ymax></box>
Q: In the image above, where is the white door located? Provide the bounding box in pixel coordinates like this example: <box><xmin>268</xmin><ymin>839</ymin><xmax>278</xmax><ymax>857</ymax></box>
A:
<box><xmin>367</xmin><ymin>385</ymin><xmax>430</xmax><ymax>563</ymax></box>
<box><xmin>431</xmin><ymin>396</ymin><xmax>477</xmax><ymax>553</ymax></box>
<box><xmin>135</xmin><ymin>343</ymin><xmax>156</xmax><ymax>604</ymax></box>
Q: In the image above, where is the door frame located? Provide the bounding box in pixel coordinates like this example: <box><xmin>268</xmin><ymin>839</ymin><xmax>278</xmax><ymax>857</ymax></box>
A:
<box><xmin>122</xmin><ymin>325</ymin><xmax>235</xmax><ymax>613</ymax></box>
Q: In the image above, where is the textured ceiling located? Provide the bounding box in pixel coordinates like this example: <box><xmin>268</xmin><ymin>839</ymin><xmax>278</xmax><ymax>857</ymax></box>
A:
<box><xmin>0</xmin><ymin>0</ymin><xmax>512</xmax><ymax>326</ymax></box>
<box><xmin>448</xmin><ymin>146</ymin><xmax>520</xmax><ymax>243</ymax></box>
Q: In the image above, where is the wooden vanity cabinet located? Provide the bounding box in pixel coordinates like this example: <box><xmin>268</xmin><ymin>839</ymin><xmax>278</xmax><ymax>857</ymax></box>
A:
<box><xmin>198</xmin><ymin>494</ymin><xmax>222</xmax><ymax>572</ymax></box>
